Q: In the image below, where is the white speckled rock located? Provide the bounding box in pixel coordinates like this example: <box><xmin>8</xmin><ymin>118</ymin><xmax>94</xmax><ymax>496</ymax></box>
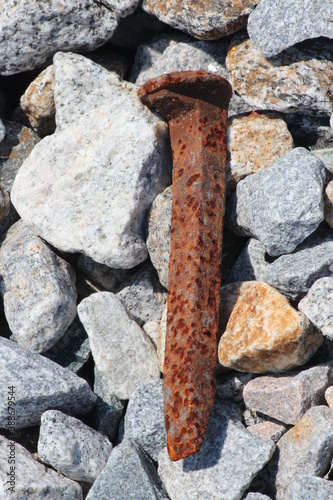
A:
<box><xmin>243</xmin><ymin>362</ymin><xmax>333</xmax><ymax>425</ymax></box>
<box><xmin>0</xmin><ymin>435</ymin><xmax>83</xmax><ymax>499</ymax></box>
<box><xmin>87</xmin><ymin>439</ymin><xmax>169</xmax><ymax>499</ymax></box>
<box><xmin>244</xmin><ymin>494</ymin><xmax>272</xmax><ymax>500</ymax></box>
<box><xmin>11</xmin><ymin>58</ymin><xmax>171</xmax><ymax>269</ymax></box>
<box><xmin>285</xmin><ymin>475</ymin><xmax>333</xmax><ymax>500</ymax></box>
<box><xmin>0</xmin><ymin>337</ymin><xmax>96</xmax><ymax>429</ymax></box>
<box><xmin>0</xmin><ymin>0</ymin><xmax>118</xmax><ymax>76</ymax></box>
<box><xmin>0</xmin><ymin>220</ymin><xmax>77</xmax><ymax>353</ymax></box>
<box><xmin>98</xmin><ymin>0</ymin><xmax>139</xmax><ymax>17</ymax></box>
<box><xmin>0</xmin><ymin>119</ymin><xmax>5</xmax><ymax>143</ymax></box>
<box><xmin>226</xmin><ymin>36</ymin><xmax>333</xmax><ymax>116</ymax></box>
<box><xmin>324</xmin><ymin>180</ymin><xmax>333</xmax><ymax>228</ymax></box>
<box><xmin>230</xmin><ymin>148</ymin><xmax>326</xmax><ymax>256</ymax></box>
<box><xmin>38</xmin><ymin>410</ymin><xmax>112</xmax><ymax>483</ymax></box>
<box><xmin>248</xmin><ymin>0</ymin><xmax>333</xmax><ymax>57</ymax></box>
<box><xmin>158</xmin><ymin>400</ymin><xmax>275</xmax><ymax>500</ymax></box>
<box><xmin>157</xmin><ymin>304</ymin><xmax>167</xmax><ymax>372</ymax></box>
<box><xmin>142</xmin><ymin>0</ymin><xmax>260</xmax><ymax>40</ymax></box>
<box><xmin>77</xmin><ymin>292</ymin><xmax>160</xmax><ymax>400</ymax></box>
<box><xmin>298</xmin><ymin>277</ymin><xmax>333</xmax><ymax>340</ymax></box>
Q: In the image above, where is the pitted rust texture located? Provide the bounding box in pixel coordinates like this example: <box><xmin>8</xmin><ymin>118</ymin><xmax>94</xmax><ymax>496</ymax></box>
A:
<box><xmin>138</xmin><ymin>71</ymin><xmax>232</xmax><ymax>461</ymax></box>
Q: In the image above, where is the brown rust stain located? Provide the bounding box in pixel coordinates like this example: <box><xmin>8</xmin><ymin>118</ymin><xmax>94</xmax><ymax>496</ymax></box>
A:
<box><xmin>138</xmin><ymin>71</ymin><xmax>232</xmax><ymax>461</ymax></box>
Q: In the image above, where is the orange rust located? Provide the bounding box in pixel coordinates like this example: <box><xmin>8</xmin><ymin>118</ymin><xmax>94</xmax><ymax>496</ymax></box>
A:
<box><xmin>138</xmin><ymin>71</ymin><xmax>232</xmax><ymax>461</ymax></box>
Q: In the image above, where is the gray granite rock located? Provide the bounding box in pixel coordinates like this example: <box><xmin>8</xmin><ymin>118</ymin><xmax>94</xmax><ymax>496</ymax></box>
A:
<box><xmin>38</xmin><ymin>410</ymin><xmax>112</xmax><ymax>483</ymax></box>
<box><xmin>0</xmin><ymin>119</ymin><xmax>5</xmax><ymax>143</ymax></box>
<box><xmin>0</xmin><ymin>0</ymin><xmax>118</xmax><ymax>75</ymax></box>
<box><xmin>0</xmin><ymin>337</ymin><xmax>96</xmax><ymax>429</ymax></box>
<box><xmin>226</xmin><ymin>36</ymin><xmax>333</xmax><ymax>116</ymax></box>
<box><xmin>94</xmin><ymin>395</ymin><xmax>125</xmax><ymax>440</ymax></box>
<box><xmin>0</xmin><ymin>185</ymin><xmax>10</xmax><ymax>222</ymax></box>
<box><xmin>285</xmin><ymin>475</ymin><xmax>333</xmax><ymax>500</ymax></box>
<box><xmin>77</xmin><ymin>254</ymin><xmax>131</xmax><ymax>292</ymax></box>
<box><xmin>77</xmin><ymin>292</ymin><xmax>160</xmax><ymax>400</ymax></box>
<box><xmin>0</xmin><ymin>435</ymin><xmax>83</xmax><ymax>499</ymax></box>
<box><xmin>98</xmin><ymin>0</ymin><xmax>139</xmax><ymax>18</ymax></box>
<box><xmin>276</xmin><ymin>406</ymin><xmax>333</xmax><ymax>499</ymax></box>
<box><xmin>117</xmin><ymin>266</ymin><xmax>167</xmax><ymax>326</ymax></box>
<box><xmin>43</xmin><ymin>316</ymin><xmax>91</xmax><ymax>373</ymax></box>
<box><xmin>298</xmin><ymin>277</ymin><xmax>333</xmax><ymax>340</ymax></box>
<box><xmin>158</xmin><ymin>399</ymin><xmax>275</xmax><ymax>500</ymax></box>
<box><xmin>312</xmin><ymin>148</ymin><xmax>333</xmax><ymax>174</ymax></box>
<box><xmin>86</xmin><ymin>439</ymin><xmax>168</xmax><ymax>499</ymax></box>
<box><xmin>325</xmin><ymin>180</ymin><xmax>333</xmax><ymax>228</ymax></box>
<box><xmin>124</xmin><ymin>380</ymin><xmax>166</xmax><ymax>461</ymax></box>
<box><xmin>142</xmin><ymin>0</ymin><xmax>260</xmax><ymax>39</ymax></box>
<box><xmin>231</xmin><ymin>148</ymin><xmax>326</xmax><ymax>256</ymax></box>
<box><xmin>248</xmin><ymin>0</ymin><xmax>333</xmax><ymax>58</ymax></box>
<box><xmin>0</xmin><ymin>221</ymin><xmax>77</xmax><ymax>353</ymax></box>
<box><xmin>215</xmin><ymin>373</ymin><xmax>255</xmax><ymax>403</ymax></box>
<box><xmin>11</xmin><ymin>55</ymin><xmax>171</xmax><ymax>270</ymax></box>
<box><xmin>226</xmin><ymin>228</ymin><xmax>333</xmax><ymax>301</ymax></box>
<box><xmin>244</xmin><ymin>494</ymin><xmax>272</xmax><ymax>500</ymax></box>
<box><xmin>247</xmin><ymin>422</ymin><xmax>287</xmax><ymax>444</ymax></box>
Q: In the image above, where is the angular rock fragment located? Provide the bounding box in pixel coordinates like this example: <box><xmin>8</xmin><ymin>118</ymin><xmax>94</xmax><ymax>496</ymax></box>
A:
<box><xmin>0</xmin><ymin>435</ymin><xmax>83</xmax><ymax>499</ymax></box>
<box><xmin>0</xmin><ymin>185</ymin><xmax>10</xmax><ymax>221</ymax></box>
<box><xmin>248</xmin><ymin>0</ymin><xmax>333</xmax><ymax>57</ymax></box>
<box><xmin>218</xmin><ymin>281</ymin><xmax>322</xmax><ymax>373</ymax></box>
<box><xmin>298</xmin><ymin>277</ymin><xmax>333</xmax><ymax>340</ymax></box>
<box><xmin>215</xmin><ymin>372</ymin><xmax>255</xmax><ymax>403</ymax></box>
<box><xmin>124</xmin><ymin>380</ymin><xmax>166</xmax><ymax>461</ymax></box>
<box><xmin>325</xmin><ymin>386</ymin><xmax>333</xmax><ymax>409</ymax></box>
<box><xmin>244</xmin><ymin>494</ymin><xmax>272</xmax><ymax>500</ymax></box>
<box><xmin>243</xmin><ymin>362</ymin><xmax>333</xmax><ymax>425</ymax></box>
<box><xmin>98</xmin><ymin>0</ymin><xmax>139</xmax><ymax>18</ymax></box>
<box><xmin>77</xmin><ymin>292</ymin><xmax>160</xmax><ymax>400</ymax></box>
<box><xmin>229</xmin><ymin>148</ymin><xmax>326</xmax><ymax>256</ymax></box>
<box><xmin>312</xmin><ymin>148</ymin><xmax>333</xmax><ymax>174</ymax></box>
<box><xmin>0</xmin><ymin>337</ymin><xmax>96</xmax><ymax>429</ymax></box>
<box><xmin>226</xmin><ymin>112</ymin><xmax>294</xmax><ymax>192</ymax></box>
<box><xmin>247</xmin><ymin>421</ymin><xmax>287</xmax><ymax>444</ymax></box>
<box><xmin>94</xmin><ymin>395</ymin><xmax>125</xmax><ymax>440</ymax></box>
<box><xmin>38</xmin><ymin>410</ymin><xmax>112</xmax><ymax>483</ymax></box>
<box><xmin>324</xmin><ymin>180</ymin><xmax>333</xmax><ymax>228</ymax></box>
<box><xmin>276</xmin><ymin>406</ymin><xmax>333</xmax><ymax>499</ymax></box>
<box><xmin>142</xmin><ymin>0</ymin><xmax>260</xmax><ymax>40</ymax></box>
<box><xmin>285</xmin><ymin>475</ymin><xmax>333</xmax><ymax>500</ymax></box>
<box><xmin>77</xmin><ymin>254</ymin><xmax>131</xmax><ymax>292</ymax></box>
<box><xmin>86</xmin><ymin>439</ymin><xmax>168</xmax><ymax>499</ymax></box>
<box><xmin>0</xmin><ymin>0</ymin><xmax>118</xmax><ymax>75</ymax></box>
<box><xmin>226</xmin><ymin>36</ymin><xmax>333</xmax><ymax>116</ymax></box>
<box><xmin>0</xmin><ymin>221</ymin><xmax>77</xmax><ymax>353</ymax></box>
<box><xmin>11</xmin><ymin>55</ymin><xmax>171</xmax><ymax>269</ymax></box>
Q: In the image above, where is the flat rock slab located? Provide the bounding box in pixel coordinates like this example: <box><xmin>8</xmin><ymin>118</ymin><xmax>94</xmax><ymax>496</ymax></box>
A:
<box><xmin>230</xmin><ymin>147</ymin><xmax>326</xmax><ymax>256</ymax></box>
<box><xmin>86</xmin><ymin>439</ymin><xmax>169</xmax><ymax>499</ymax></box>
<box><xmin>0</xmin><ymin>220</ymin><xmax>77</xmax><ymax>353</ymax></box>
<box><xmin>243</xmin><ymin>362</ymin><xmax>333</xmax><ymax>425</ymax></box>
<box><xmin>142</xmin><ymin>0</ymin><xmax>259</xmax><ymax>39</ymax></box>
<box><xmin>11</xmin><ymin>58</ymin><xmax>171</xmax><ymax>269</ymax></box>
<box><xmin>0</xmin><ymin>0</ymin><xmax>118</xmax><ymax>75</ymax></box>
<box><xmin>124</xmin><ymin>379</ymin><xmax>166</xmax><ymax>461</ymax></box>
<box><xmin>0</xmin><ymin>337</ymin><xmax>96</xmax><ymax>429</ymax></box>
<box><xmin>0</xmin><ymin>435</ymin><xmax>83</xmax><ymax>499</ymax></box>
<box><xmin>276</xmin><ymin>406</ymin><xmax>333</xmax><ymax>499</ymax></box>
<box><xmin>226</xmin><ymin>36</ymin><xmax>333</xmax><ymax>116</ymax></box>
<box><xmin>285</xmin><ymin>475</ymin><xmax>333</xmax><ymax>500</ymax></box>
<box><xmin>77</xmin><ymin>292</ymin><xmax>160</xmax><ymax>400</ymax></box>
<box><xmin>298</xmin><ymin>277</ymin><xmax>333</xmax><ymax>340</ymax></box>
<box><xmin>158</xmin><ymin>399</ymin><xmax>275</xmax><ymax>500</ymax></box>
<box><xmin>38</xmin><ymin>410</ymin><xmax>112</xmax><ymax>483</ymax></box>
<box><xmin>248</xmin><ymin>0</ymin><xmax>333</xmax><ymax>57</ymax></box>
<box><xmin>218</xmin><ymin>281</ymin><xmax>322</xmax><ymax>373</ymax></box>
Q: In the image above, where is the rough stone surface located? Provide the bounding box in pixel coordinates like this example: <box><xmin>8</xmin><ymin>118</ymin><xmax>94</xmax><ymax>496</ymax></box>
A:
<box><xmin>312</xmin><ymin>149</ymin><xmax>333</xmax><ymax>174</ymax></box>
<box><xmin>218</xmin><ymin>281</ymin><xmax>322</xmax><ymax>373</ymax></box>
<box><xmin>117</xmin><ymin>266</ymin><xmax>167</xmax><ymax>326</ymax></box>
<box><xmin>124</xmin><ymin>380</ymin><xmax>166</xmax><ymax>461</ymax></box>
<box><xmin>325</xmin><ymin>386</ymin><xmax>333</xmax><ymax>409</ymax></box>
<box><xmin>247</xmin><ymin>422</ymin><xmax>287</xmax><ymax>444</ymax></box>
<box><xmin>11</xmin><ymin>55</ymin><xmax>171</xmax><ymax>270</ymax></box>
<box><xmin>226</xmin><ymin>112</ymin><xmax>294</xmax><ymax>192</ymax></box>
<box><xmin>230</xmin><ymin>148</ymin><xmax>326</xmax><ymax>256</ymax></box>
<box><xmin>226</xmin><ymin>36</ymin><xmax>333</xmax><ymax>116</ymax></box>
<box><xmin>94</xmin><ymin>395</ymin><xmax>125</xmax><ymax>440</ymax></box>
<box><xmin>226</xmin><ymin>228</ymin><xmax>333</xmax><ymax>301</ymax></box>
<box><xmin>0</xmin><ymin>0</ymin><xmax>118</xmax><ymax>75</ymax></box>
<box><xmin>142</xmin><ymin>0</ymin><xmax>260</xmax><ymax>40</ymax></box>
<box><xmin>325</xmin><ymin>180</ymin><xmax>333</xmax><ymax>228</ymax></box>
<box><xmin>0</xmin><ymin>435</ymin><xmax>83</xmax><ymax>499</ymax></box>
<box><xmin>248</xmin><ymin>0</ymin><xmax>333</xmax><ymax>57</ymax></box>
<box><xmin>243</xmin><ymin>362</ymin><xmax>333</xmax><ymax>425</ymax></box>
<box><xmin>158</xmin><ymin>399</ymin><xmax>275</xmax><ymax>500</ymax></box>
<box><xmin>276</xmin><ymin>406</ymin><xmax>333</xmax><ymax>499</ymax></box>
<box><xmin>0</xmin><ymin>221</ymin><xmax>77</xmax><ymax>353</ymax></box>
<box><xmin>244</xmin><ymin>494</ymin><xmax>272</xmax><ymax>500</ymax></box>
<box><xmin>298</xmin><ymin>277</ymin><xmax>333</xmax><ymax>340</ymax></box>
<box><xmin>157</xmin><ymin>304</ymin><xmax>167</xmax><ymax>372</ymax></box>
<box><xmin>86</xmin><ymin>439</ymin><xmax>169</xmax><ymax>500</ymax></box>
<box><xmin>38</xmin><ymin>410</ymin><xmax>112</xmax><ymax>483</ymax></box>
<box><xmin>0</xmin><ymin>120</ymin><xmax>40</xmax><ymax>193</ymax></box>
<box><xmin>77</xmin><ymin>254</ymin><xmax>132</xmax><ymax>292</ymax></box>
<box><xmin>0</xmin><ymin>185</ymin><xmax>10</xmax><ymax>222</ymax></box>
<box><xmin>285</xmin><ymin>475</ymin><xmax>333</xmax><ymax>500</ymax></box>
<box><xmin>98</xmin><ymin>0</ymin><xmax>139</xmax><ymax>18</ymax></box>
<box><xmin>43</xmin><ymin>316</ymin><xmax>90</xmax><ymax>373</ymax></box>
<box><xmin>0</xmin><ymin>119</ymin><xmax>5</xmax><ymax>143</ymax></box>
<box><xmin>143</xmin><ymin>320</ymin><xmax>159</xmax><ymax>348</ymax></box>
<box><xmin>77</xmin><ymin>292</ymin><xmax>160</xmax><ymax>400</ymax></box>
<box><xmin>0</xmin><ymin>337</ymin><xmax>96</xmax><ymax>429</ymax></box>
<box><xmin>215</xmin><ymin>373</ymin><xmax>255</xmax><ymax>403</ymax></box>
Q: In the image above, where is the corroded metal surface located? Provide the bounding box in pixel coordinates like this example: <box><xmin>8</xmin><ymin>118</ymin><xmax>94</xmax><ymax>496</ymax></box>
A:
<box><xmin>138</xmin><ymin>71</ymin><xmax>232</xmax><ymax>461</ymax></box>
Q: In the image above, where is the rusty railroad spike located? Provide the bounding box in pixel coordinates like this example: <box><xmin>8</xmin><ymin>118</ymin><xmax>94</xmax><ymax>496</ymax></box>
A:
<box><xmin>138</xmin><ymin>71</ymin><xmax>232</xmax><ymax>461</ymax></box>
